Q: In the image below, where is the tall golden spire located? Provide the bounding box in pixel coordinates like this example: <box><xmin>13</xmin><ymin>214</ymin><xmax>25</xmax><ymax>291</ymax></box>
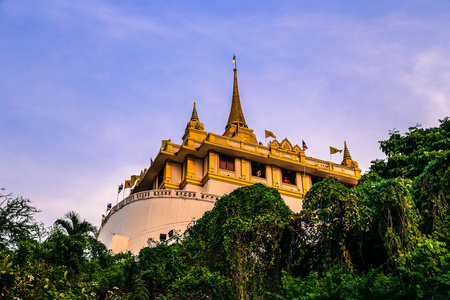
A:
<box><xmin>226</xmin><ymin>55</ymin><xmax>248</xmax><ymax>131</ymax></box>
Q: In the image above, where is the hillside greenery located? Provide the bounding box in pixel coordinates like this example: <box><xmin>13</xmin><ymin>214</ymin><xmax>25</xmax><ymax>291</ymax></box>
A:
<box><xmin>1</xmin><ymin>118</ymin><xmax>450</xmax><ymax>299</ymax></box>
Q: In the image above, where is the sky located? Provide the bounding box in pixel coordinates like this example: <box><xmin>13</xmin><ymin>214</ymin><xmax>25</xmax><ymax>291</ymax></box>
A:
<box><xmin>1</xmin><ymin>0</ymin><xmax>450</xmax><ymax>229</ymax></box>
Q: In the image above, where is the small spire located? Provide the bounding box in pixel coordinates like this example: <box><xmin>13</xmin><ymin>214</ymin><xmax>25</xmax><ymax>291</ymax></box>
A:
<box><xmin>226</xmin><ymin>55</ymin><xmax>248</xmax><ymax>130</ymax></box>
<box><xmin>341</xmin><ymin>140</ymin><xmax>354</xmax><ymax>167</ymax></box>
<box><xmin>183</xmin><ymin>101</ymin><xmax>204</xmax><ymax>137</ymax></box>
<box><xmin>190</xmin><ymin>101</ymin><xmax>199</xmax><ymax>121</ymax></box>
<box><xmin>343</xmin><ymin>140</ymin><xmax>352</xmax><ymax>161</ymax></box>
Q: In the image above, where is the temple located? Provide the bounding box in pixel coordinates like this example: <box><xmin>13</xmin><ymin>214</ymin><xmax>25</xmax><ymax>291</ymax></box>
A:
<box><xmin>97</xmin><ymin>57</ymin><xmax>361</xmax><ymax>254</ymax></box>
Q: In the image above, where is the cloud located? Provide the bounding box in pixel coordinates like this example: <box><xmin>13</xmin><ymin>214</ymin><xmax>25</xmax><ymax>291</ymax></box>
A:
<box><xmin>2</xmin><ymin>1</ymin><xmax>450</xmax><ymax>228</ymax></box>
<box><xmin>39</xmin><ymin>1</ymin><xmax>168</xmax><ymax>39</ymax></box>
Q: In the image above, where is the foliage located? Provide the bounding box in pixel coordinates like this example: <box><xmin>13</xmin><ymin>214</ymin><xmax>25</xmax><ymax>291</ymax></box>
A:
<box><xmin>369</xmin><ymin>118</ymin><xmax>450</xmax><ymax>242</ymax></box>
<box><xmin>183</xmin><ymin>183</ymin><xmax>300</xmax><ymax>299</ymax></box>
<box><xmin>54</xmin><ymin>211</ymin><xmax>97</xmax><ymax>237</ymax></box>
<box><xmin>2</xmin><ymin>118</ymin><xmax>450</xmax><ymax>299</ymax></box>
<box><xmin>0</xmin><ymin>189</ymin><xmax>41</xmax><ymax>250</ymax></box>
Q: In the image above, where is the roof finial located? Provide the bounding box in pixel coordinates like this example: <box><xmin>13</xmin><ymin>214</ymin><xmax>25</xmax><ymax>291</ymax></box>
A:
<box><xmin>341</xmin><ymin>140</ymin><xmax>354</xmax><ymax>167</ymax></box>
<box><xmin>225</xmin><ymin>54</ymin><xmax>248</xmax><ymax>130</ymax></box>
<box><xmin>190</xmin><ymin>101</ymin><xmax>199</xmax><ymax>121</ymax></box>
<box><xmin>343</xmin><ymin>140</ymin><xmax>352</xmax><ymax>161</ymax></box>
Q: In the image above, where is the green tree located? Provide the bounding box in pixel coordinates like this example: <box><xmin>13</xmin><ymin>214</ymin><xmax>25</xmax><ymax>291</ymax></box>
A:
<box><xmin>53</xmin><ymin>210</ymin><xmax>97</xmax><ymax>237</ymax></box>
<box><xmin>183</xmin><ymin>183</ymin><xmax>300</xmax><ymax>299</ymax></box>
<box><xmin>0</xmin><ymin>188</ymin><xmax>41</xmax><ymax>250</ymax></box>
<box><xmin>368</xmin><ymin>118</ymin><xmax>450</xmax><ymax>241</ymax></box>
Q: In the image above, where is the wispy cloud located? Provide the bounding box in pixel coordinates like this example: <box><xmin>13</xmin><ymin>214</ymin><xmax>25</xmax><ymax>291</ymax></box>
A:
<box><xmin>1</xmin><ymin>0</ymin><xmax>450</xmax><ymax>228</ymax></box>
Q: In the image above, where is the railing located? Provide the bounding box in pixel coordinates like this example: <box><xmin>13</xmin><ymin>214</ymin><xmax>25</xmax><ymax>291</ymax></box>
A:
<box><xmin>103</xmin><ymin>189</ymin><xmax>220</xmax><ymax>226</ymax></box>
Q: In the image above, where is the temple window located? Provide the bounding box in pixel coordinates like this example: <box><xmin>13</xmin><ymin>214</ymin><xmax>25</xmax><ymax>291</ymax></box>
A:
<box><xmin>281</xmin><ymin>168</ymin><xmax>296</xmax><ymax>185</ymax></box>
<box><xmin>219</xmin><ymin>154</ymin><xmax>235</xmax><ymax>171</ymax></box>
<box><xmin>251</xmin><ymin>161</ymin><xmax>266</xmax><ymax>178</ymax></box>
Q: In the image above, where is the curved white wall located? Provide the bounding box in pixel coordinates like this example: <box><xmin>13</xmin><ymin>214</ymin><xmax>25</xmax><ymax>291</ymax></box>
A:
<box><xmin>98</xmin><ymin>190</ymin><xmax>216</xmax><ymax>254</ymax></box>
<box><xmin>98</xmin><ymin>186</ymin><xmax>303</xmax><ymax>254</ymax></box>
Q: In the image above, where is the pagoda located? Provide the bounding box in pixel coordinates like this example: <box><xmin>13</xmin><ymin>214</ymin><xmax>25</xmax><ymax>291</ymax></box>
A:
<box><xmin>97</xmin><ymin>57</ymin><xmax>361</xmax><ymax>254</ymax></box>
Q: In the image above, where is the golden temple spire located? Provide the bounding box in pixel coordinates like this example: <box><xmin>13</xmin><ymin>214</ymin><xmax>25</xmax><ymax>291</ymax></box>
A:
<box><xmin>182</xmin><ymin>101</ymin><xmax>206</xmax><ymax>144</ymax></box>
<box><xmin>341</xmin><ymin>140</ymin><xmax>355</xmax><ymax>167</ymax></box>
<box><xmin>343</xmin><ymin>141</ymin><xmax>352</xmax><ymax>160</ymax></box>
<box><xmin>191</xmin><ymin>101</ymin><xmax>199</xmax><ymax>121</ymax></box>
<box><xmin>226</xmin><ymin>55</ymin><xmax>248</xmax><ymax>131</ymax></box>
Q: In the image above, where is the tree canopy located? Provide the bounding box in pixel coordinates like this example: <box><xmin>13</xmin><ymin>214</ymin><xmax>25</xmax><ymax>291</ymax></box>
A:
<box><xmin>1</xmin><ymin>118</ymin><xmax>450</xmax><ymax>299</ymax></box>
<box><xmin>0</xmin><ymin>189</ymin><xmax>41</xmax><ymax>250</ymax></box>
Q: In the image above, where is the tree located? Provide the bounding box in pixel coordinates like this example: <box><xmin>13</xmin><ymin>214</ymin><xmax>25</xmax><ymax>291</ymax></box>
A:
<box><xmin>183</xmin><ymin>183</ymin><xmax>300</xmax><ymax>299</ymax></box>
<box><xmin>53</xmin><ymin>210</ymin><xmax>97</xmax><ymax>237</ymax></box>
<box><xmin>0</xmin><ymin>188</ymin><xmax>41</xmax><ymax>250</ymax></box>
<box><xmin>44</xmin><ymin>211</ymin><xmax>99</xmax><ymax>274</ymax></box>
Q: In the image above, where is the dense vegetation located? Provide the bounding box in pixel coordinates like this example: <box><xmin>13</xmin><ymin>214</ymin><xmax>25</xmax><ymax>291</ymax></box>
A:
<box><xmin>1</xmin><ymin>118</ymin><xmax>450</xmax><ymax>299</ymax></box>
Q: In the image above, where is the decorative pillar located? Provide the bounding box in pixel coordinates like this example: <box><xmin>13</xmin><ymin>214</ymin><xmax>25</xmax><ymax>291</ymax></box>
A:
<box><xmin>186</xmin><ymin>156</ymin><xmax>195</xmax><ymax>178</ymax></box>
<box><xmin>208</xmin><ymin>151</ymin><xmax>215</xmax><ymax>173</ymax></box>
<box><xmin>165</xmin><ymin>160</ymin><xmax>172</xmax><ymax>183</ymax></box>
<box><xmin>241</xmin><ymin>158</ymin><xmax>246</xmax><ymax>180</ymax></box>
<box><xmin>272</xmin><ymin>165</ymin><xmax>278</xmax><ymax>187</ymax></box>
<box><xmin>302</xmin><ymin>174</ymin><xmax>308</xmax><ymax>193</ymax></box>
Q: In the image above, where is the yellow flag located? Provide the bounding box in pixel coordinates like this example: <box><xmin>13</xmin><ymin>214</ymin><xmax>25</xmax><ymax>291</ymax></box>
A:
<box><xmin>124</xmin><ymin>180</ymin><xmax>132</xmax><ymax>188</ymax></box>
<box><xmin>125</xmin><ymin>175</ymin><xmax>139</xmax><ymax>188</ymax></box>
<box><xmin>131</xmin><ymin>175</ymin><xmax>139</xmax><ymax>183</ymax></box>
<box><xmin>330</xmin><ymin>146</ymin><xmax>343</xmax><ymax>155</ymax></box>
<box><xmin>265</xmin><ymin>130</ymin><xmax>276</xmax><ymax>139</ymax></box>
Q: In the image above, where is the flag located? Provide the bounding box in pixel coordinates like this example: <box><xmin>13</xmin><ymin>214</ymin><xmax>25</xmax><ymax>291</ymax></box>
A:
<box><xmin>125</xmin><ymin>175</ymin><xmax>139</xmax><ymax>189</ymax></box>
<box><xmin>107</xmin><ymin>203</ymin><xmax>112</xmax><ymax>211</ymax></box>
<box><xmin>150</xmin><ymin>157</ymin><xmax>153</xmax><ymax>165</ymax></box>
<box><xmin>302</xmin><ymin>140</ymin><xmax>308</xmax><ymax>150</ymax></box>
<box><xmin>118</xmin><ymin>184</ymin><xmax>123</xmax><ymax>194</ymax></box>
<box><xmin>330</xmin><ymin>146</ymin><xmax>343</xmax><ymax>155</ymax></box>
<box><xmin>231</xmin><ymin>125</ymin><xmax>239</xmax><ymax>137</ymax></box>
<box><xmin>265</xmin><ymin>130</ymin><xmax>276</xmax><ymax>139</ymax></box>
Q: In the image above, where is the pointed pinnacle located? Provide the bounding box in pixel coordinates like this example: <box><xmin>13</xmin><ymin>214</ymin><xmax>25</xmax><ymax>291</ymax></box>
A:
<box><xmin>191</xmin><ymin>101</ymin><xmax>199</xmax><ymax>121</ymax></box>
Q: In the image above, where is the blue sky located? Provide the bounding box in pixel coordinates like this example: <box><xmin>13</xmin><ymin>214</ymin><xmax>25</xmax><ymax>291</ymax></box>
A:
<box><xmin>1</xmin><ymin>0</ymin><xmax>449</xmax><ymax>229</ymax></box>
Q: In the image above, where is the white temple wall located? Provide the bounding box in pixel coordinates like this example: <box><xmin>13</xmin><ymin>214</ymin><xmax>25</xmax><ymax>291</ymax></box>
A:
<box><xmin>98</xmin><ymin>196</ymin><xmax>215</xmax><ymax>254</ymax></box>
<box><xmin>281</xmin><ymin>194</ymin><xmax>302</xmax><ymax>213</ymax></box>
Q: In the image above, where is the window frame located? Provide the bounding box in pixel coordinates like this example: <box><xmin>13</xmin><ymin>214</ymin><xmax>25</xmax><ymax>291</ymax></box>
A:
<box><xmin>281</xmin><ymin>168</ymin><xmax>296</xmax><ymax>185</ymax></box>
<box><xmin>251</xmin><ymin>161</ymin><xmax>266</xmax><ymax>178</ymax></box>
<box><xmin>219</xmin><ymin>154</ymin><xmax>235</xmax><ymax>172</ymax></box>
